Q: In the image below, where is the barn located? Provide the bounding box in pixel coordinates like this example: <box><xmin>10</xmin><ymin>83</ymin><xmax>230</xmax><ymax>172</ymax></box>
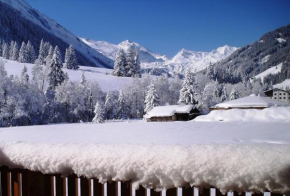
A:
<box><xmin>210</xmin><ymin>94</ymin><xmax>290</xmax><ymax>110</ymax></box>
<box><xmin>145</xmin><ymin>105</ymin><xmax>200</xmax><ymax>122</ymax></box>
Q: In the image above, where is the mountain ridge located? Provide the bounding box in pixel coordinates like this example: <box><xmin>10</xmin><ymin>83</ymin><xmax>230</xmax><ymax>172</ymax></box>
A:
<box><xmin>0</xmin><ymin>0</ymin><xmax>113</xmax><ymax>68</ymax></box>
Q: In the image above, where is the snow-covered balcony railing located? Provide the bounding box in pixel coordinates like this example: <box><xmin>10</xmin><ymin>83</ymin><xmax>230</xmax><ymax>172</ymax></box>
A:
<box><xmin>0</xmin><ymin>118</ymin><xmax>290</xmax><ymax>196</ymax></box>
<box><xmin>0</xmin><ymin>166</ymin><xmax>285</xmax><ymax>196</ymax></box>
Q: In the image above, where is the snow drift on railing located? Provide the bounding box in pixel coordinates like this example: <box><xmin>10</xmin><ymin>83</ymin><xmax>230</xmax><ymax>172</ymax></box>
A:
<box><xmin>0</xmin><ymin>142</ymin><xmax>289</xmax><ymax>195</ymax></box>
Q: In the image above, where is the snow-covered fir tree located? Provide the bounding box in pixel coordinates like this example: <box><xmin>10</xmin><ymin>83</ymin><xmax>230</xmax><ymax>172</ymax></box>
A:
<box><xmin>79</xmin><ymin>72</ymin><xmax>86</xmax><ymax>86</ymax></box>
<box><xmin>47</xmin><ymin>46</ymin><xmax>66</xmax><ymax>90</ymax></box>
<box><xmin>64</xmin><ymin>45</ymin><xmax>78</xmax><ymax>70</ymax></box>
<box><xmin>8</xmin><ymin>41</ymin><xmax>14</xmax><ymax>60</ymax></box>
<box><xmin>178</xmin><ymin>68</ymin><xmax>197</xmax><ymax>105</ymax></box>
<box><xmin>92</xmin><ymin>102</ymin><xmax>104</xmax><ymax>123</ymax></box>
<box><xmin>0</xmin><ymin>59</ymin><xmax>7</xmax><ymax>77</ymax></box>
<box><xmin>206</xmin><ymin>62</ymin><xmax>215</xmax><ymax>79</ymax></box>
<box><xmin>45</xmin><ymin>45</ymin><xmax>54</xmax><ymax>66</ymax></box>
<box><xmin>133</xmin><ymin>47</ymin><xmax>141</xmax><ymax>78</ymax></box>
<box><xmin>124</xmin><ymin>46</ymin><xmax>135</xmax><ymax>77</ymax></box>
<box><xmin>21</xmin><ymin>65</ymin><xmax>29</xmax><ymax>84</ymax></box>
<box><xmin>36</xmin><ymin>39</ymin><xmax>46</xmax><ymax>65</ymax></box>
<box><xmin>230</xmin><ymin>87</ymin><xmax>239</xmax><ymax>100</ymax></box>
<box><xmin>18</xmin><ymin>42</ymin><xmax>28</xmax><ymax>63</ymax></box>
<box><xmin>2</xmin><ymin>42</ymin><xmax>9</xmax><ymax>59</ymax></box>
<box><xmin>27</xmin><ymin>41</ymin><xmax>36</xmax><ymax>63</ymax></box>
<box><xmin>213</xmin><ymin>79</ymin><xmax>221</xmax><ymax>102</ymax></box>
<box><xmin>144</xmin><ymin>83</ymin><xmax>160</xmax><ymax>113</ymax></box>
<box><xmin>11</xmin><ymin>42</ymin><xmax>19</xmax><ymax>61</ymax></box>
<box><xmin>117</xmin><ymin>90</ymin><xmax>127</xmax><ymax>119</ymax></box>
<box><xmin>113</xmin><ymin>48</ymin><xmax>126</xmax><ymax>76</ymax></box>
<box><xmin>220</xmin><ymin>84</ymin><xmax>227</xmax><ymax>102</ymax></box>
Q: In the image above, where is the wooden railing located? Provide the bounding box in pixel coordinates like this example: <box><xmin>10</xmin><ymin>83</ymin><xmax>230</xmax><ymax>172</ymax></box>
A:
<box><xmin>0</xmin><ymin>166</ymin><xmax>283</xmax><ymax>196</ymax></box>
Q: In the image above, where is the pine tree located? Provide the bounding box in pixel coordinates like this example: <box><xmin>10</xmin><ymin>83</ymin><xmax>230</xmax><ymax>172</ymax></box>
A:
<box><xmin>2</xmin><ymin>42</ymin><xmax>9</xmax><ymax>59</ymax></box>
<box><xmin>230</xmin><ymin>87</ymin><xmax>239</xmax><ymax>100</ymax></box>
<box><xmin>220</xmin><ymin>84</ymin><xmax>227</xmax><ymax>102</ymax></box>
<box><xmin>178</xmin><ymin>68</ymin><xmax>197</xmax><ymax>105</ymax></box>
<box><xmin>48</xmin><ymin>46</ymin><xmax>66</xmax><ymax>90</ymax></box>
<box><xmin>113</xmin><ymin>48</ymin><xmax>125</xmax><ymax>76</ymax></box>
<box><xmin>36</xmin><ymin>39</ymin><xmax>46</xmax><ymax>65</ymax></box>
<box><xmin>0</xmin><ymin>59</ymin><xmax>7</xmax><ymax>78</ymax></box>
<box><xmin>144</xmin><ymin>83</ymin><xmax>160</xmax><ymax>113</ymax></box>
<box><xmin>21</xmin><ymin>65</ymin><xmax>29</xmax><ymax>83</ymax></box>
<box><xmin>117</xmin><ymin>91</ymin><xmax>127</xmax><ymax>119</ymax></box>
<box><xmin>9</xmin><ymin>41</ymin><xmax>15</xmax><ymax>60</ymax></box>
<box><xmin>133</xmin><ymin>48</ymin><xmax>141</xmax><ymax>78</ymax></box>
<box><xmin>92</xmin><ymin>102</ymin><xmax>104</xmax><ymax>123</ymax></box>
<box><xmin>19</xmin><ymin>42</ymin><xmax>28</xmax><ymax>63</ymax></box>
<box><xmin>124</xmin><ymin>46</ymin><xmax>135</xmax><ymax>77</ymax></box>
<box><xmin>27</xmin><ymin>41</ymin><xmax>36</xmax><ymax>63</ymax></box>
<box><xmin>213</xmin><ymin>79</ymin><xmax>221</xmax><ymax>100</ymax></box>
<box><xmin>65</xmin><ymin>45</ymin><xmax>78</xmax><ymax>70</ymax></box>
<box><xmin>79</xmin><ymin>72</ymin><xmax>86</xmax><ymax>86</ymax></box>
<box><xmin>0</xmin><ymin>41</ymin><xmax>3</xmax><ymax>57</ymax></box>
<box><xmin>104</xmin><ymin>92</ymin><xmax>112</xmax><ymax>119</ymax></box>
<box><xmin>11</xmin><ymin>42</ymin><xmax>19</xmax><ymax>61</ymax></box>
<box><xmin>206</xmin><ymin>62</ymin><xmax>215</xmax><ymax>78</ymax></box>
<box><xmin>45</xmin><ymin>45</ymin><xmax>54</xmax><ymax>66</ymax></box>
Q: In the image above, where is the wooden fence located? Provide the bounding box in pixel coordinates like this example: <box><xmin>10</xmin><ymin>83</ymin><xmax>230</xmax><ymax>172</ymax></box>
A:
<box><xmin>0</xmin><ymin>166</ymin><xmax>283</xmax><ymax>196</ymax></box>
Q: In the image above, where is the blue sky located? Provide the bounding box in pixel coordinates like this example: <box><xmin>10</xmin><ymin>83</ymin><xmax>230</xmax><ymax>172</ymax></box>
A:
<box><xmin>26</xmin><ymin>0</ymin><xmax>290</xmax><ymax>57</ymax></box>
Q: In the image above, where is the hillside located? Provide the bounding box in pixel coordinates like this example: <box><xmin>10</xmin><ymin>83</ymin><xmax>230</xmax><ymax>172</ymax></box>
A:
<box><xmin>0</xmin><ymin>0</ymin><xmax>113</xmax><ymax>68</ymax></box>
<box><xmin>1</xmin><ymin>57</ymin><xmax>132</xmax><ymax>92</ymax></box>
<box><xmin>214</xmin><ymin>24</ymin><xmax>290</xmax><ymax>84</ymax></box>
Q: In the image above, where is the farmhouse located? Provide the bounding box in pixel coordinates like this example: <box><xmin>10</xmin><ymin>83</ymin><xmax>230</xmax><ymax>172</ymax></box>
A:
<box><xmin>145</xmin><ymin>105</ymin><xmax>200</xmax><ymax>122</ymax></box>
<box><xmin>210</xmin><ymin>94</ymin><xmax>290</xmax><ymax>110</ymax></box>
<box><xmin>264</xmin><ymin>88</ymin><xmax>290</xmax><ymax>103</ymax></box>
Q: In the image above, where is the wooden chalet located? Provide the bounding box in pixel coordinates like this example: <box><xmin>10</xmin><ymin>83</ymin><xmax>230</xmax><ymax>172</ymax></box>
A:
<box><xmin>145</xmin><ymin>105</ymin><xmax>200</xmax><ymax>122</ymax></box>
<box><xmin>210</xmin><ymin>94</ymin><xmax>290</xmax><ymax>111</ymax></box>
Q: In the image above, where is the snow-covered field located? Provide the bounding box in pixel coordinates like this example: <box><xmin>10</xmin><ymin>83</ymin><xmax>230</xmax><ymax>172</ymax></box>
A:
<box><xmin>0</xmin><ymin>107</ymin><xmax>290</xmax><ymax>194</ymax></box>
<box><xmin>1</xmin><ymin>58</ymin><xmax>133</xmax><ymax>92</ymax></box>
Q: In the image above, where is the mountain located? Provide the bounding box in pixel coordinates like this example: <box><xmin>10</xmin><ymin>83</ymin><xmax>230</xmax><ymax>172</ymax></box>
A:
<box><xmin>0</xmin><ymin>0</ymin><xmax>113</xmax><ymax>68</ymax></box>
<box><xmin>81</xmin><ymin>38</ymin><xmax>169</xmax><ymax>63</ymax></box>
<box><xmin>81</xmin><ymin>38</ymin><xmax>237</xmax><ymax>74</ymax></box>
<box><xmin>214</xmin><ymin>24</ymin><xmax>290</xmax><ymax>84</ymax></box>
<box><xmin>168</xmin><ymin>45</ymin><xmax>238</xmax><ymax>72</ymax></box>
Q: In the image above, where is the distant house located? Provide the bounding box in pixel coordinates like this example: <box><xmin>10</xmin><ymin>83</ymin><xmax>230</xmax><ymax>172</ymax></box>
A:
<box><xmin>210</xmin><ymin>94</ymin><xmax>290</xmax><ymax>110</ymax></box>
<box><xmin>145</xmin><ymin>105</ymin><xmax>200</xmax><ymax>122</ymax></box>
<box><xmin>264</xmin><ymin>88</ymin><xmax>290</xmax><ymax>103</ymax></box>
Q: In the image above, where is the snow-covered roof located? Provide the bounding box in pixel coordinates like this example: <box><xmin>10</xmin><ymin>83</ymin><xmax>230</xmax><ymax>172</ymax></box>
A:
<box><xmin>213</xmin><ymin>94</ymin><xmax>290</xmax><ymax>108</ymax></box>
<box><xmin>145</xmin><ymin>105</ymin><xmax>195</xmax><ymax>118</ymax></box>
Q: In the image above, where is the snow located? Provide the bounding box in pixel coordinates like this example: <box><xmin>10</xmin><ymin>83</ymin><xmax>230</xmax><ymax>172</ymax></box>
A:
<box><xmin>1</xmin><ymin>58</ymin><xmax>132</xmax><ymax>92</ymax></box>
<box><xmin>145</xmin><ymin>105</ymin><xmax>194</xmax><ymax>118</ymax></box>
<box><xmin>274</xmin><ymin>79</ymin><xmax>290</xmax><ymax>89</ymax></box>
<box><xmin>0</xmin><ymin>119</ymin><xmax>290</xmax><ymax>194</ymax></box>
<box><xmin>260</xmin><ymin>55</ymin><xmax>271</xmax><ymax>64</ymax></box>
<box><xmin>195</xmin><ymin>107</ymin><xmax>290</xmax><ymax>122</ymax></box>
<box><xmin>255</xmin><ymin>63</ymin><xmax>282</xmax><ymax>82</ymax></box>
<box><xmin>276</xmin><ymin>38</ymin><xmax>286</xmax><ymax>43</ymax></box>
<box><xmin>213</xmin><ymin>94</ymin><xmax>290</xmax><ymax>108</ymax></box>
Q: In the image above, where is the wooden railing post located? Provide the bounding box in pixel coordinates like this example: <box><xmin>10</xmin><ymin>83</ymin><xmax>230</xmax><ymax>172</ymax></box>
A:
<box><xmin>120</xmin><ymin>181</ymin><xmax>131</xmax><ymax>196</ymax></box>
<box><xmin>182</xmin><ymin>186</ymin><xmax>193</xmax><ymax>196</ymax></box>
<box><xmin>166</xmin><ymin>188</ymin><xmax>178</xmax><ymax>196</ymax></box>
<box><xmin>150</xmin><ymin>189</ymin><xmax>161</xmax><ymax>196</ymax></box>
<box><xmin>135</xmin><ymin>185</ymin><xmax>146</xmax><ymax>196</ymax></box>
<box><xmin>199</xmin><ymin>188</ymin><xmax>210</xmax><ymax>196</ymax></box>
<box><xmin>107</xmin><ymin>181</ymin><xmax>118</xmax><ymax>196</ymax></box>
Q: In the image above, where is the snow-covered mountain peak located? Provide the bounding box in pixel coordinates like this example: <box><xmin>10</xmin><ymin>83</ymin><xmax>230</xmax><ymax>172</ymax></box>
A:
<box><xmin>214</xmin><ymin>45</ymin><xmax>238</xmax><ymax>55</ymax></box>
